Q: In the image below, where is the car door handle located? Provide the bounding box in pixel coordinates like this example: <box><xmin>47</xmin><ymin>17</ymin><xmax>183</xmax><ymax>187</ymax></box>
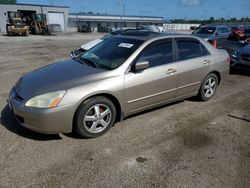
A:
<box><xmin>203</xmin><ymin>60</ymin><xmax>211</xmax><ymax>65</ymax></box>
<box><xmin>166</xmin><ymin>68</ymin><xmax>177</xmax><ymax>74</ymax></box>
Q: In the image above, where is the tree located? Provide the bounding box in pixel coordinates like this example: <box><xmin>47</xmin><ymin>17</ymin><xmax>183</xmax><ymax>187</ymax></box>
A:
<box><xmin>0</xmin><ymin>0</ymin><xmax>16</xmax><ymax>3</ymax></box>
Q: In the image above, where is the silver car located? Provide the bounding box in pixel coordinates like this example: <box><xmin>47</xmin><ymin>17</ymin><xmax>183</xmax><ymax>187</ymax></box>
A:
<box><xmin>193</xmin><ymin>25</ymin><xmax>231</xmax><ymax>43</ymax></box>
<box><xmin>8</xmin><ymin>31</ymin><xmax>229</xmax><ymax>138</ymax></box>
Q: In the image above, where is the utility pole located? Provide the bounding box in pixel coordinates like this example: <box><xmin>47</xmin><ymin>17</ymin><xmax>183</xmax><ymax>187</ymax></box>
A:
<box><xmin>122</xmin><ymin>0</ymin><xmax>126</xmax><ymax>29</ymax></box>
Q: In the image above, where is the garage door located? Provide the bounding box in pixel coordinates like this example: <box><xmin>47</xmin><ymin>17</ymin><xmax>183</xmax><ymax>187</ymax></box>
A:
<box><xmin>48</xmin><ymin>12</ymin><xmax>65</xmax><ymax>31</ymax></box>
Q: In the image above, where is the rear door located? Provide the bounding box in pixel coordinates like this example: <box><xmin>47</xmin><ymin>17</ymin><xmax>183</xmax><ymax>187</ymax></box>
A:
<box><xmin>124</xmin><ymin>39</ymin><xmax>178</xmax><ymax>113</ymax></box>
<box><xmin>175</xmin><ymin>37</ymin><xmax>212</xmax><ymax>97</ymax></box>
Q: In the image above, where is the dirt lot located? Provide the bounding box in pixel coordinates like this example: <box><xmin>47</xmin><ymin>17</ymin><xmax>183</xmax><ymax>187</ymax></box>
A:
<box><xmin>0</xmin><ymin>33</ymin><xmax>250</xmax><ymax>188</ymax></box>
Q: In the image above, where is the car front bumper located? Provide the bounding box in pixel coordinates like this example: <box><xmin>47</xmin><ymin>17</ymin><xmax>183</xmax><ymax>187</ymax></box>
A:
<box><xmin>8</xmin><ymin>89</ymin><xmax>76</xmax><ymax>134</ymax></box>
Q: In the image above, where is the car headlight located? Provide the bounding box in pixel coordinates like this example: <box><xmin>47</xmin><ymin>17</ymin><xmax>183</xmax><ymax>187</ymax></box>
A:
<box><xmin>232</xmin><ymin>51</ymin><xmax>240</xmax><ymax>58</ymax></box>
<box><xmin>25</xmin><ymin>90</ymin><xmax>66</xmax><ymax>108</ymax></box>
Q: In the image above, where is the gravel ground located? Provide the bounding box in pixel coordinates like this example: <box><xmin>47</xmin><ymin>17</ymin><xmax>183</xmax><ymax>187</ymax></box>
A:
<box><xmin>0</xmin><ymin>32</ymin><xmax>250</xmax><ymax>188</ymax></box>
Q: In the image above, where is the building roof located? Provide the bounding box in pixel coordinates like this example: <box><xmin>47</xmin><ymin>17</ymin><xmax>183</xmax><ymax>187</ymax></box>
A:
<box><xmin>69</xmin><ymin>13</ymin><xmax>164</xmax><ymax>23</ymax></box>
<box><xmin>69</xmin><ymin>13</ymin><xmax>163</xmax><ymax>19</ymax></box>
<box><xmin>0</xmin><ymin>3</ymin><xmax>69</xmax><ymax>8</ymax></box>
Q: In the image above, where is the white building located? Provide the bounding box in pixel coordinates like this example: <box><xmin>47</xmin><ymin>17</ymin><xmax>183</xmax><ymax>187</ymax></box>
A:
<box><xmin>0</xmin><ymin>3</ymin><xmax>69</xmax><ymax>32</ymax></box>
<box><xmin>68</xmin><ymin>13</ymin><xmax>164</xmax><ymax>32</ymax></box>
<box><xmin>0</xmin><ymin>3</ymin><xmax>164</xmax><ymax>33</ymax></box>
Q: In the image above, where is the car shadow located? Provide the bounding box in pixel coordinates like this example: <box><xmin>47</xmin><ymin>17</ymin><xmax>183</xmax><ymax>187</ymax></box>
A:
<box><xmin>0</xmin><ymin>105</ymin><xmax>62</xmax><ymax>141</ymax></box>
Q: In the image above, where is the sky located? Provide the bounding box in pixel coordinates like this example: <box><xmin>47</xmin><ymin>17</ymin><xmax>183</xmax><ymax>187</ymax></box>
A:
<box><xmin>17</xmin><ymin>0</ymin><xmax>250</xmax><ymax>19</ymax></box>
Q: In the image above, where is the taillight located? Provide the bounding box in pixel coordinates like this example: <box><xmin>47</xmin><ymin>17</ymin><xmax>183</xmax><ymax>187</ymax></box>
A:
<box><xmin>227</xmin><ymin>57</ymin><xmax>231</xmax><ymax>63</ymax></box>
<box><xmin>213</xmin><ymin>40</ymin><xmax>217</xmax><ymax>48</ymax></box>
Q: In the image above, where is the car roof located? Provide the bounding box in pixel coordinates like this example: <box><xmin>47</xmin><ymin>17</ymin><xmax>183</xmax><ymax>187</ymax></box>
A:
<box><xmin>115</xmin><ymin>30</ymin><xmax>197</xmax><ymax>41</ymax></box>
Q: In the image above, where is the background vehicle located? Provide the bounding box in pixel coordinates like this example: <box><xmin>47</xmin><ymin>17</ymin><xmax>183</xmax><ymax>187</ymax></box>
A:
<box><xmin>9</xmin><ymin>31</ymin><xmax>229</xmax><ymax>138</ymax></box>
<box><xmin>193</xmin><ymin>25</ymin><xmax>231</xmax><ymax>44</ymax></box>
<box><xmin>97</xmin><ymin>26</ymin><xmax>110</xmax><ymax>33</ymax></box>
<box><xmin>77</xmin><ymin>24</ymin><xmax>92</xmax><ymax>33</ymax></box>
<box><xmin>230</xmin><ymin>43</ymin><xmax>250</xmax><ymax>73</ymax></box>
<box><xmin>6</xmin><ymin>11</ymin><xmax>29</xmax><ymax>36</ymax></box>
<box><xmin>137</xmin><ymin>25</ymin><xmax>160</xmax><ymax>32</ymax></box>
<box><xmin>29</xmin><ymin>13</ymin><xmax>50</xmax><ymax>35</ymax></box>
<box><xmin>47</xmin><ymin>24</ymin><xmax>62</xmax><ymax>33</ymax></box>
<box><xmin>228</xmin><ymin>26</ymin><xmax>248</xmax><ymax>42</ymax></box>
<box><xmin>71</xmin><ymin>29</ymin><xmax>133</xmax><ymax>58</ymax></box>
<box><xmin>244</xmin><ymin>28</ymin><xmax>250</xmax><ymax>38</ymax></box>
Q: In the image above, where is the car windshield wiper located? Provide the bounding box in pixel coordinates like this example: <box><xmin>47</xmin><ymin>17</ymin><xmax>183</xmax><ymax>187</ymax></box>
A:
<box><xmin>80</xmin><ymin>57</ymin><xmax>99</xmax><ymax>68</ymax></box>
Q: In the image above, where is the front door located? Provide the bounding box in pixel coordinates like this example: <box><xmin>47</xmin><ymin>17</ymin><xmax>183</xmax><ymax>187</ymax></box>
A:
<box><xmin>124</xmin><ymin>39</ymin><xmax>178</xmax><ymax>114</ymax></box>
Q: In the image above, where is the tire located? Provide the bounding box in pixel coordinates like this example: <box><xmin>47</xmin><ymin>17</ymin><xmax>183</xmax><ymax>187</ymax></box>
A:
<box><xmin>74</xmin><ymin>96</ymin><xmax>116</xmax><ymax>138</ymax></box>
<box><xmin>198</xmin><ymin>73</ymin><xmax>218</xmax><ymax>101</ymax></box>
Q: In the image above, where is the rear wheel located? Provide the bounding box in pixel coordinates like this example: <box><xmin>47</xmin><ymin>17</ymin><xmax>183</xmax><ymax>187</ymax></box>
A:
<box><xmin>75</xmin><ymin>96</ymin><xmax>116</xmax><ymax>138</ymax></box>
<box><xmin>198</xmin><ymin>73</ymin><xmax>218</xmax><ymax>101</ymax></box>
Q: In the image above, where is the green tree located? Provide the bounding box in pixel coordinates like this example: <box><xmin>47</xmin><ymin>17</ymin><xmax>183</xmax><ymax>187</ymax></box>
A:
<box><xmin>0</xmin><ymin>0</ymin><xmax>16</xmax><ymax>3</ymax></box>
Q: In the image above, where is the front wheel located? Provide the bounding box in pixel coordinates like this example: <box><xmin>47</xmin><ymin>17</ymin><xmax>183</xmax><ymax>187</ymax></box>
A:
<box><xmin>74</xmin><ymin>96</ymin><xmax>116</xmax><ymax>138</ymax></box>
<box><xmin>198</xmin><ymin>73</ymin><xmax>218</xmax><ymax>101</ymax></box>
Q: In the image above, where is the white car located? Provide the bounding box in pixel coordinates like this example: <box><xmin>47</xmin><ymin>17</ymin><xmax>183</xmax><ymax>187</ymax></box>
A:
<box><xmin>71</xmin><ymin>30</ymin><xmax>126</xmax><ymax>58</ymax></box>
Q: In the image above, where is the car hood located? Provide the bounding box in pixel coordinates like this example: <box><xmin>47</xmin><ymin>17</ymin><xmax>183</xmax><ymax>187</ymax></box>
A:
<box><xmin>240</xmin><ymin>44</ymin><xmax>250</xmax><ymax>56</ymax></box>
<box><xmin>15</xmin><ymin>59</ymin><xmax>111</xmax><ymax>99</ymax></box>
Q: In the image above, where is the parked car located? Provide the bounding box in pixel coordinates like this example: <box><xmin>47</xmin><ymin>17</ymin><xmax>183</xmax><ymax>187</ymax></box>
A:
<box><xmin>71</xmin><ymin>29</ymin><xmax>135</xmax><ymax>58</ymax></box>
<box><xmin>137</xmin><ymin>25</ymin><xmax>160</xmax><ymax>32</ymax></box>
<box><xmin>228</xmin><ymin>26</ymin><xmax>248</xmax><ymax>42</ymax></box>
<box><xmin>230</xmin><ymin>42</ymin><xmax>250</xmax><ymax>73</ymax></box>
<box><xmin>8</xmin><ymin>31</ymin><xmax>229</xmax><ymax>138</ymax></box>
<box><xmin>193</xmin><ymin>25</ymin><xmax>231</xmax><ymax>44</ymax></box>
<box><xmin>243</xmin><ymin>28</ymin><xmax>250</xmax><ymax>38</ymax></box>
<box><xmin>47</xmin><ymin>24</ymin><xmax>62</xmax><ymax>33</ymax></box>
<box><xmin>97</xmin><ymin>26</ymin><xmax>110</xmax><ymax>33</ymax></box>
<box><xmin>78</xmin><ymin>24</ymin><xmax>92</xmax><ymax>33</ymax></box>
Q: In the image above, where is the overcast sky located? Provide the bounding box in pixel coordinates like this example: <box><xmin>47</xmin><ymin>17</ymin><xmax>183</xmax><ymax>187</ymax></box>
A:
<box><xmin>17</xmin><ymin>0</ymin><xmax>250</xmax><ymax>19</ymax></box>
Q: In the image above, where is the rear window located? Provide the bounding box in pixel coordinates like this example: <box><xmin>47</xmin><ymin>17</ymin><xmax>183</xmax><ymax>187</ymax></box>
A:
<box><xmin>176</xmin><ymin>38</ymin><xmax>210</xmax><ymax>61</ymax></box>
<box><xmin>195</xmin><ymin>27</ymin><xmax>216</xmax><ymax>34</ymax></box>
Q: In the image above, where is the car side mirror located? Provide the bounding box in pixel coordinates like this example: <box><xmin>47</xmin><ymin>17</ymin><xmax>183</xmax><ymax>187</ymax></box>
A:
<box><xmin>134</xmin><ymin>60</ymin><xmax>150</xmax><ymax>72</ymax></box>
<box><xmin>215</xmin><ymin>32</ymin><xmax>221</xmax><ymax>36</ymax></box>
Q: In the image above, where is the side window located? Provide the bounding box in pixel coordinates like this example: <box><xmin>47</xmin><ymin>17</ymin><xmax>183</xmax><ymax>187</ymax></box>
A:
<box><xmin>176</xmin><ymin>38</ymin><xmax>210</xmax><ymax>61</ymax></box>
<box><xmin>138</xmin><ymin>40</ymin><xmax>173</xmax><ymax>68</ymax></box>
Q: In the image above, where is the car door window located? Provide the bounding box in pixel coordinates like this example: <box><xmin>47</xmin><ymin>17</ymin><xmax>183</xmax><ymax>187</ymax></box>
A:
<box><xmin>176</xmin><ymin>38</ymin><xmax>210</xmax><ymax>61</ymax></box>
<box><xmin>138</xmin><ymin>40</ymin><xmax>173</xmax><ymax>68</ymax></box>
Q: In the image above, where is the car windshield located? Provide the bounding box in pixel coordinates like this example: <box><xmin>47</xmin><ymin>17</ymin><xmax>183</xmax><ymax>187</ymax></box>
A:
<box><xmin>195</xmin><ymin>27</ymin><xmax>216</xmax><ymax>34</ymax></box>
<box><xmin>80</xmin><ymin>37</ymin><xmax>143</xmax><ymax>70</ymax></box>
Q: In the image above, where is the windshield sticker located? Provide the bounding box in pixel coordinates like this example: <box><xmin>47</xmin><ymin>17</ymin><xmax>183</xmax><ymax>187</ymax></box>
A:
<box><xmin>118</xmin><ymin>43</ymin><xmax>134</xmax><ymax>48</ymax></box>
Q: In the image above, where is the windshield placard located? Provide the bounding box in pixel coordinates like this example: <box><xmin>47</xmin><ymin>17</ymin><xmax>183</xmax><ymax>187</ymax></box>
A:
<box><xmin>118</xmin><ymin>43</ymin><xmax>134</xmax><ymax>48</ymax></box>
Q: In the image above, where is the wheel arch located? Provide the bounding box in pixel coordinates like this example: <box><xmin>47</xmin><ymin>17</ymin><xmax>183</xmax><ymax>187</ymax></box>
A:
<box><xmin>73</xmin><ymin>93</ymin><xmax>123</xmax><ymax>130</ymax></box>
<box><xmin>209</xmin><ymin>71</ymin><xmax>221</xmax><ymax>85</ymax></box>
